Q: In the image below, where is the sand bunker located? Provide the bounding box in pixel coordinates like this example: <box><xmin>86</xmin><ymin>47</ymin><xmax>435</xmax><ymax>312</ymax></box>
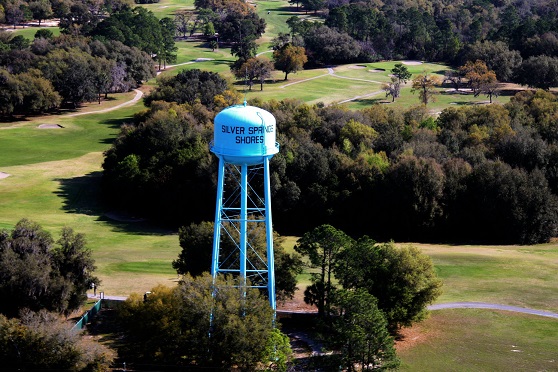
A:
<box><xmin>195</xmin><ymin>58</ymin><xmax>214</xmax><ymax>62</ymax></box>
<box><xmin>369</xmin><ymin>69</ymin><xmax>385</xmax><ymax>73</ymax></box>
<box><xmin>0</xmin><ymin>172</ymin><xmax>10</xmax><ymax>179</ymax></box>
<box><xmin>38</xmin><ymin>124</ymin><xmax>64</xmax><ymax>129</ymax></box>
<box><xmin>402</xmin><ymin>61</ymin><xmax>423</xmax><ymax>65</ymax></box>
<box><xmin>350</xmin><ymin>65</ymin><xmax>367</xmax><ymax>69</ymax></box>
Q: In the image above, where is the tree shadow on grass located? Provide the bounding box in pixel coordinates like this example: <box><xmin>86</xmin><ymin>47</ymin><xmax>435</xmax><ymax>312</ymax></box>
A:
<box><xmin>54</xmin><ymin>172</ymin><xmax>174</xmax><ymax>236</ymax></box>
<box><xmin>98</xmin><ymin>117</ymin><xmax>134</xmax><ymax>144</ymax></box>
<box><xmin>349</xmin><ymin>97</ymin><xmax>390</xmax><ymax>105</ymax></box>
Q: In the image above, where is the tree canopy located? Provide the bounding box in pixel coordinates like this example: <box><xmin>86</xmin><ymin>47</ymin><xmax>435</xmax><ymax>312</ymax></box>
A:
<box><xmin>144</xmin><ymin>68</ymin><xmax>230</xmax><ymax>108</ymax></box>
<box><xmin>172</xmin><ymin>221</ymin><xmax>303</xmax><ymax>302</ymax></box>
<box><xmin>335</xmin><ymin>238</ymin><xmax>443</xmax><ymax>331</ymax></box>
<box><xmin>104</xmin><ymin>87</ymin><xmax>558</xmax><ymax>244</ymax></box>
<box><xmin>0</xmin><ymin>219</ymin><xmax>98</xmax><ymax>317</ymax></box>
<box><xmin>118</xmin><ymin>274</ymin><xmax>291</xmax><ymax>370</ymax></box>
<box><xmin>0</xmin><ymin>311</ymin><xmax>115</xmax><ymax>371</ymax></box>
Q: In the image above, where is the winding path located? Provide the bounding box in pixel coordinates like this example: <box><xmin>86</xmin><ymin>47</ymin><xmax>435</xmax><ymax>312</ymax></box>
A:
<box><xmin>65</xmin><ymin>89</ymin><xmax>144</xmax><ymax>117</ymax></box>
<box><xmin>428</xmin><ymin>302</ymin><xmax>558</xmax><ymax>319</ymax></box>
<box><xmin>278</xmin><ymin>66</ymin><xmax>386</xmax><ymax>104</ymax></box>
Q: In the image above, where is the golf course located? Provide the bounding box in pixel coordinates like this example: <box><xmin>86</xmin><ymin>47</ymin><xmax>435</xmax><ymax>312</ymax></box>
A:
<box><xmin>2</xmin><ymin>0</ymin><xmax>558</xmax><ymax>369</ymax></box>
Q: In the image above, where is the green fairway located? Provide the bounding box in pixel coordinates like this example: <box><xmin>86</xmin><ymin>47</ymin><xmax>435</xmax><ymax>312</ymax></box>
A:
<box><xmin>412</xmin><ymin>243</ymin><xmax>558</xmax><ymax>313</ymax></box>
<box><xmin>0</xmin><ymin>93</ymin><xmax>142</xmax><ymax>167</ymax></box>
<box><xmin>398</xmin><ymin>309</ymin><xmax>558</xmax><ymax>371</ymax></box>
<box><xmin>12</xmin><ymin>26</ymin><xmax>61</xmax><ymax>39</ymax></box>
<box><xmin>140</xmin><ymin>0</ymin><xmax>194</xmax><ymax>19</ymax></box>
<box><xmin>0</xmin><ymin>151</ymin><xmax>181</xmax><ymax>296</ymax></box>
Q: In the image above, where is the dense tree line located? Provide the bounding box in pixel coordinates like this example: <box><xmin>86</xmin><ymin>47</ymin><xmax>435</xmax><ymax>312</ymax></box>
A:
<box><xmin>103</xmin><ymin>78</ymin><xmax>558</xmax><ymax>244</ymax></box>
<box><xmin>0</xmin><ymin>30</ymin><xmax>155</xmax><ymax>114</ymax></box>
<box><xmin>0</xmin><ymin>3</ymin><xmax>173</xmax><ymax>115</ymax></box>
<box><xmin>279</xmin><ymin>0</ymin><xmax>558</xmax><ymax>89</ymax></box>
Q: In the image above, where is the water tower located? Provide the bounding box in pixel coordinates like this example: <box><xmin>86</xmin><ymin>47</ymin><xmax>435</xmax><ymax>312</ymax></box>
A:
<box><xmin>210</xmin><ymin>102</ymin><xmax>279</xmax><ymax>310</ymax></box>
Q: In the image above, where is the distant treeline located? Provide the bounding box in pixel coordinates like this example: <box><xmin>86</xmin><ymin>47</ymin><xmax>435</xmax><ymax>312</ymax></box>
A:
<box><xmin>274</xmin><ymin>0</ymin><xmax>558</xmax><ymax>88</ymax></box>
<box><xmin>102</xmin><ymin>70</ymin><xmax>558</xmax><ymax>244</ymax></box>
<box><xmin>0</xmin><ymin>6</ymin><xmax>176</xmax><ymax>114</ymax></box>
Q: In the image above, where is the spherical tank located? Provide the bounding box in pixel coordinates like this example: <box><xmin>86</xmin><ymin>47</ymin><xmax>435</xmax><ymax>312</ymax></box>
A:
<box><xmin>211</xmin><ymin>103</ymin><xmax>279</xmax><ymax>165</ymax></box>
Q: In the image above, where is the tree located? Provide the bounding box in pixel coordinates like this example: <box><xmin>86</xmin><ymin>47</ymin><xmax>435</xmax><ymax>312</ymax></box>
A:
<box><xmin>295</xmin><ymin>224</ymin><xmax>354</xmax><ymax>317</ymax></box>
<box><xmin>158</xmin><ymin>17</ymin><xmax>177</xmax><ymax>70</ymax></box>
<box><xmin>217</xmin><ymin>10</ymin><xmax>265</xmax><ymax>60</ymax></box>
<box><xmin>174</xmin><ymin>11</ymin><xmax>193</xmax><ymax>38</ymax></box>
<box><xmin>118</xmin><ymin>275</ymin><xmax>289</xmax><ymax>370</ymax></box>
<box><xmin>515</xmin><ymin>55</ymin><xmax>558</xmax><ymax>90</ymax></box>
<box><xmin>382</xmin><ymin>76</ymin><xmax>401</xmax><ymax>102</ymax></box>
<box><xmin>273</xmin><ymin>43</ymin><xmax>307</xmax><ymax>80</ymax></box>
<box><xmin>34</xmin><ymin>28</ymin><xmax>53</xmax><ymax>39</ymax></box>
<box><xmin>300</xmin><ymin>0</ymin><xmax>324</xmax><ymax>14</ymax></box>
<box><xmin>0</xmin><ymin>219</ymin><xmax>98</xmax><ymax>317</ymax></box>
<box><xmin>39</xmin><ymin>48</ymin><xmax>98</xmax><ymax>106</ymax></box>
<box><xmin>233</xmin><ymin>56</ymin><xmax>273</xmax><ymax>90</ymax></box>
<box><xmin>172</xmin><ymin>221</ymin><xmax>303</xmax><ymax>301</ymax></box>
<box><xmin>461</xmin><ymin>162</ymin><xmax>558</xmax><ymax>244</ymax></box>
<box><xmin>380</xmin><ymin>155</ymin><xmax>446</xmax><ymax>239</ymax></box>
<box><xmin>173</xmin><ymin>221</ymin><xmax>214</xmax><ymax>277</ymax></box>
<box><xmin>144</xmin><ymin>68</ymin><xmax>228</xmax><ymax>108</ymax></box>
<box><xmin>0</xmin><ymin>311</ymin><xmax>115</xmax><ymax>371</ymax></box>
<box><xmin>59</xmin><ymin>0</ymin><xmax>99</xmax><ymax>35</ymax></box>
<box><xmin>443</xmin><ymin>70</ymin><xmax>462</xmax><ymax>91</ymax></box>
<box><xmin>11</xmin><ymin>68</ymin><xmax>61</xmax><ymax>114</ymax></box>
<box><xmin>91</xmin><ymin>56</ymin><xmax>115</xmax><ymax>103</ymax></box>
<box><xmin>464</xmin><ymin>40</ymin><xmax>522</xmax><ymax>81</ymax></box>
<box><xmin>459</xmin><ymin>60</ymin><xmax>499</xmax><ymax>100</ymax></box>
<box><xmin>331</xmin><ymin>289</ymin><xmax>400</xmax><ymax>371</ymax></box>
<box><xmin>411</xmin><ymin>72</ymin><xmax>441</xmax><ymax>105</ymax></box>
<box><xmin>53</xmin><ymin>227</ymin><xmax>99</xmax><ymax>316</ymax></box>
<box><xmin>335</xmin><ymin>237</ymin><xmax>443</xmax><ymax>331</ymax></box>
<box><xmin>5</xmin><ymin>0</ymin><xmax>27</xmax><ymax>29</ymax></box>
<box><xmin>302</xmin><ymin>25</ymin><xmax>361</xmax><ymax>65</ymax></box>
<box><xmin>391</xmin><ymin>62</ymin><xmax>411</xmax><ymax>84</ymax></box>
<box><xmin>28</xmin><ymin>0</ymin><xmax>52</xmax><ymax>26</ymax></box>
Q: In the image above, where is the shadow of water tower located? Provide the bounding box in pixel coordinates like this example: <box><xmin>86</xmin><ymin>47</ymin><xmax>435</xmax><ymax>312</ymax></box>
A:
<box><xmin>210</xmin><ymin>102</ymin><xmax>279</xmax><ymax>310</ymax></box>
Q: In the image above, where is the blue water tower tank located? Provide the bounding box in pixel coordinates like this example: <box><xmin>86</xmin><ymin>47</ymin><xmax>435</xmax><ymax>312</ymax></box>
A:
<box><xmin>211</xmin><ymin>103</ymin><xmax>279</xmax><ymax>165</ymax></box>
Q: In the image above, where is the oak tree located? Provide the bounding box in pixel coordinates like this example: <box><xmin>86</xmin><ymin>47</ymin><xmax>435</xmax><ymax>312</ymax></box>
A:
<box><xmin>273</xmin><ymin>43</ymin><xmax>307</xmax><ymax>81</ymax></box>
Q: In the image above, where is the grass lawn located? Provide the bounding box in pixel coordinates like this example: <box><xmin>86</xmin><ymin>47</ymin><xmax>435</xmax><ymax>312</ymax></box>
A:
<box><xmin>0</xmin><ymin>98</ymin><xmax>142</xmax><ymax>167</ymax></box>
<box><xmin>397</xmin><ymin>309</ymin><xmax>558</xmax><ymax>371</ymax></box>
<box><xmin>140</xmin><ymin>0</ymin><xmax>194</xmax><ymax>19</ymax></box>
<box><xmin>11</xmin><ymin>25</ymin><xmax>61</xmax><ymax>39</ymax></box>
<box><xmin>0</xmin><ymin>152</ymin><xmax>180</xmax><ymax>296</ymax></box>
<box><xmin>410</xmin><ymin>243</ymin><xmax>558</xmax><ymax>313</ymax></box>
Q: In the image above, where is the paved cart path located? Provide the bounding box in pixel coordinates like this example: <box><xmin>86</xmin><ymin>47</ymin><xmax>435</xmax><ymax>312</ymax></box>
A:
<box><xmin>428</xmin><ymin>302</ymin><xmax>558</xmax><ymax>319</ymax></box>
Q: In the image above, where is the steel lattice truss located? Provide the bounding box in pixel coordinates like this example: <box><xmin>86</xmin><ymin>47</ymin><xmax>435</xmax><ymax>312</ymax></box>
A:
<box><xmin>215</xmin><ymin>163</ymin><xmax>270</xmax><ymax>289</ymax></box>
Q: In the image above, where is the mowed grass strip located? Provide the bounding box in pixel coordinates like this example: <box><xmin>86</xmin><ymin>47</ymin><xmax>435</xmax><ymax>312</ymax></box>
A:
<box><xmin>12</xmin><ymin>26</ymin><xmax>61</xmax><ymax>39</ymax></box>
<box><xmin>140</xmin><ymin>0</ymin><xmax>194</xmax><ymax>19</ymax></box>
<box><xmin>0</xmin><ymin>99</ymin><xmax>142</xmax><ymax>167</ymax></box>
<box><xmin>397</xmin><ymin>309</ymin><xmax>558</xmax><ymax>371</ymax></box>
<box><xmin>409</xmin><ymin>243</ymin><xmax>558</xmax><ymax>312</ymax></box>
<box><xmin>0</xmin><ymin>152</ymin><xmax>181</xmax><ymax>296</ymax></box>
